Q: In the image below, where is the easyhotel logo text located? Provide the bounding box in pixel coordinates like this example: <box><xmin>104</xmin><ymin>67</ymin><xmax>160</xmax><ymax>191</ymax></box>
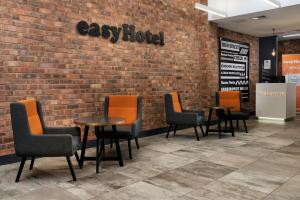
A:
<box><xmin>77</xmin><ymin>21</ymin><xmax>165</xmax><ymax>46</ymax></box>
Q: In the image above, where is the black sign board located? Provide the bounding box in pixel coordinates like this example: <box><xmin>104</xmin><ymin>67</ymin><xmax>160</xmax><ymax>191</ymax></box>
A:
<box><xmin>219</xmin><ymin>37</ymin><xmax>250</xmax><ymax>102</ymax></box>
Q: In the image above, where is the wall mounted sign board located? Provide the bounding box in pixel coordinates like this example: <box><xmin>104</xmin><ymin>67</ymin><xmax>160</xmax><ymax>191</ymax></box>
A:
<box><xmin>219</xmin><ymin>37</ymin><xmax>250</xmax><ymax>102</ymax></box>
<box><xmin>264</xmin><ymin>60</ymin><xmax>271</xmax><ymax>70</ymax></box>
<box><xmin>77</xmin><ymin>21</ymin><xmax>164</xmax><ymax>46</ymax></box>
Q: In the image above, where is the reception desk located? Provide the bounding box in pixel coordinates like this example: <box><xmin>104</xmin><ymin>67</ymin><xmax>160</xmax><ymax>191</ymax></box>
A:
<box><xmin>256</xmin><ymin>83</ymin><xmax>296</xmax><ymax>121</ymax></box>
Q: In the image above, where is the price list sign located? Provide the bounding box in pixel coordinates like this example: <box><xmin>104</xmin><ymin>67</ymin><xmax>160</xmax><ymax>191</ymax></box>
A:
<box><xmin>219</xmin><ymin>37</ymin><xmax>250</xmax><ymax>102</ymax></box>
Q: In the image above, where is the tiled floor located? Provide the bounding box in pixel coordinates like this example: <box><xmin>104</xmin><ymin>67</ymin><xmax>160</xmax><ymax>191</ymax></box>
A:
<box><xmin>1</xmin><ymin>119</ymin><xmax>300</xmax><ymax>200</ymax></box>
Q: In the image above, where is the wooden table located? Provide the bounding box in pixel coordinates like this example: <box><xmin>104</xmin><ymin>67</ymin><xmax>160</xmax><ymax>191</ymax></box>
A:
<box><xmin>74</xmin><ymin>117</ymin><xmax>125</xmax><ymax>171</ymax></box>
<box><xmin>205</xmin><ymin>106</ymin><xmax>235</xmax><ymax>138</ymax></box>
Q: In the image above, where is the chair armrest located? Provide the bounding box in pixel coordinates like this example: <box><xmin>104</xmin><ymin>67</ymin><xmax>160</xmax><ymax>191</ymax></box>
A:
<box><xmin>131</xmin><ymin>119</ymin><xmax>142</xmax><ymax>138</ymax></box>
<box><xmin>183</xmin><ymin>109</ymin><xmax>204</xmax><ymax>116</ymax></box>
<box><xmin>44</xmin><ymin>127</ymin><xmax>81</xmax><ymax>137</ymax></box>
<box><xmin>241</xmin><ymin>107</ymin><xmax>252</xmax><ymax>114</ymax></box>
<box><xmin>25</xmin><ymin>134</ymin><xmax>74</xmax><ymax>157</ymax></box>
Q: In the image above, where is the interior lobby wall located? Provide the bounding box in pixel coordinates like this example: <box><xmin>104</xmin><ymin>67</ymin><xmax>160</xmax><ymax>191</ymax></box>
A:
<box><xmin>0</xmin><ymin>0</ymin><xmax>259</xmax><ymax>155</ymax></box>
<box><xmin>202</xmin><ymin>25</ymin><xmax>259</xmax><ymax>111</ymax></box>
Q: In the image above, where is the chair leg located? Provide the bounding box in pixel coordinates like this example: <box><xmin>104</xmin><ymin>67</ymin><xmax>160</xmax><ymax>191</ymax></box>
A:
<box><xmin>166</xmin><ymin>124</ymin><xmax>172</xmax><ymax>138</ymax></box>
<box><xmin>29</xmin><ymin>157</ymin><xmax>35</xmax><ymax>170</ymax></box>
<box><xmin>96</xmin><ymin>137</ymin><xmax>100</xmax><ymax>173</ymax></box>
<box><xmin>236</xmin><ymin>120</ymin><xmax>239</xmax><ymax>129</ymax></box>
<box><xmin>100</xmin><ymin>138</ymin><xmax>105</xmax><ymax>155</ymax></box>
<box><xmin>230</xmin><ymin>119</ymin><xmax>235</xmax><ymax>137</ymax></box>
<box><xmin>128</xmin><ymin>139</ymin><xmax>132</xmax><ymax>159</ymax></box>
<box><xmin>217</xmin><ymin>120</ymin><xmax>221</xmax><ymax>129</ymax></box>
<box><xmin>15</xmin><ymin>157</ymin><xmax>26</xmax><ymax>183</ymax></box>
<box><xmin>173</xmin><ymin>124</ymin><xmax>178</xmax><ymax>135</ymax></box>
<box><xmin>74</xmin><ymin>151</ymin><xmax>81</xmax><ymax>168</ymax></box>
<box><xmin>199</xmin><ymin>125</ymin><xmax>205</xmax><ymax>137</ymax></box>
<box><xmin>114</xmin><ymin>138</ymin><xmax>124</xmax><ymax>167</ymax></box>
<box><xmin>218</xmin><ymin>120</ymin><xmax>222</xmax><ymax>139</ymax></box>
<box><xmin>243</xmin><ymin>120</ymin><xmax>248</xmax><ymax>133</ymax></box>
<box><xmin>193</xmin><ymin>126</ymin><xmax>200</xmax><ymax>141</ymax></box>
<box><xmin>225</xmin><ymin>120</ymin><xmax>228</xmax><ymax>129</ymax></box>
<box><xmin>135</xmin><ymin>137</ymin><xmax>140</xmax><ymax>149</ymax></box>
<box><xmin>66</xmin><ymin>156</ymin><xmax>76</xmax><ymax>181</ymax></box>
<box><xmin>110</xmin><ymin>138</ymin><xmax>113</xmax><ymax>148</ymax></box>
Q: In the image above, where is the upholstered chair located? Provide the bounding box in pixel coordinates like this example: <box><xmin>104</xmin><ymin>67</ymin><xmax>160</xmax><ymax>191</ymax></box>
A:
<box><xmin>10</xmin><ymin>99</ymin><xmax>80</xmax><ymax>182</ymax></box>
<box><xmin>164</xmin><ymin>92</ymin><xmax>205</xmax><ymax>141</ymax></box>
<box><xmin>216</xmin><ymin>91</ymin><xmax>250</xmax><ymax>133</ymax></box>
<box><xmin>96</xmin><ymin>95</ymin><xmax>142</xmax><ymax>171</ymax></box>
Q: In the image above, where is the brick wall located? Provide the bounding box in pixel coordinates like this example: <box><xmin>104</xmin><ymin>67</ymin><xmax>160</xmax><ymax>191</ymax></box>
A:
<box><xmin>278</xmin><ymin>39</ymin><xmax>300</xmax><ymax>75</ymax></box>
<box><xmin>0</xmin><ymin>0</ymin><xmax>259</xmax><ymax>155</ymax></box>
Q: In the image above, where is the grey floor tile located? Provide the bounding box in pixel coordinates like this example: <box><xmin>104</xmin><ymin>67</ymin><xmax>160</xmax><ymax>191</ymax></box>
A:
<box><xmin>187</xmin><ymin>180</ymin><xmax>268</xmax><ymax>200</ymax></box>
<box><xmin>13</xmin><ymin>186</ymin><xmax>81</xmax><ymax>200</ymax></box>
<box><xmin>220</xmin><ymin>160</ymin><xmax>299</xmax><ymax>193</ymax></box>
<box><xmin>145</xmin><ymin>168</ymin><xmax>213</xmax><ymax>195</ymax></box>
<box><xmin>177</xmin><ymin>160</ymin><xmax>237</xmax><ymax>180</ymax></box>
<box><xmin>100</xmin><ymin>181</ymin><xmax>180</xmax><ymax>200</ymax></box>
<box><xmin>264</xmin><ymin>173</ymin><xmax>300</xmax><ymax>200</ymax></box>
<box><xmin>2</xmin><ymin>119</ymin><xmax>300</xmax><ymax>200</ymax></box>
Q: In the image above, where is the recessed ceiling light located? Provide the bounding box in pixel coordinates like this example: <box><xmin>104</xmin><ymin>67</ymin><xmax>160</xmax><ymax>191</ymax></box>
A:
<box><xmin>264</xmin><ymin>0</ymin><xmax>281</xmax><ymax>8</ymax></box>
<box><xmin>195</xmin><ymin>3</ymin><xmax>227</xmax><ymax>18</ymax></box>
<box><xmin>283</xmin><ymin>33</ymin><xmax>300</xmax><ymax>38</ymax></box>
<box><xmin>251</xmin><ymin>15</ymin><xmax>267</xmax><ymax>20</ymax></box>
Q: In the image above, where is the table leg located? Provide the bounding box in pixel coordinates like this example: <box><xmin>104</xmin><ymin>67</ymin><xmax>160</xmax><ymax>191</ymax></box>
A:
<box><xmin>205</xmin><ymin>108</ymin><xmax>213</xmax><ymax>136</ymax></box>
<box><xmin>218</xmin><ymin>119</ymin><xmax>222</xmax><ymax>139</ymax></box>
<box><xmin>95</xmin><ymin>126</ymin><xmax>100</xmax><ymax>173</ymax></box>
<box><xmin>80</xmin><ymin>125</ymin><xmax>89</xmax><ymax>168</ymax></box>
<box><xmin>100</xmin><ymin>126</ymin><xmax>105</xmax><ymax>155</ymax></box>
<box><xmin>112</xmin><ymin>125</ymin><xmax>124</xmax><ymax>167</ymax></box>
<box><xmin>227</xmin><ymin>108</ymin><xmax>235</xmax><ymax>137</ymax></box>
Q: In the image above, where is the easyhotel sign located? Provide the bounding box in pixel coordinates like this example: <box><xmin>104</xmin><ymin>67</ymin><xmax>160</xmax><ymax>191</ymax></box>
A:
<box><xmin>77</xmin><ymin>21</ymin><xmax>165</xmax><ymax>46</ymax></box>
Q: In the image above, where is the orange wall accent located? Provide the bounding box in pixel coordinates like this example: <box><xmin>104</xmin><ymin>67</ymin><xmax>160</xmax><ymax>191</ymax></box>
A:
<box><xmin>282</xmin><ymin>54</ymin><xmax>300</xmax><ymax>112</ymax></box>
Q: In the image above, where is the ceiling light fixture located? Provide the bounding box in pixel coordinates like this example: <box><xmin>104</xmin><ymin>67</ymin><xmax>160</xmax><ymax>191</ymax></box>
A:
<box><xmin>272</xmin><ymin>49</ymin><xmax>276</xmax><ymax>56</ymax></box>
<box><xmin>263</xmin><ymin>0</ymin><xmax>281</xmax><ymax>8</ymax></box>
<box><xmin>272</xmin><ymin>28</ymin><xmax>276</xmax><ymax>57</ymax></box>
<box><xmin>195</xmin><ymin>3</ymin><xmax>227</xmax><ymax>18</ymax></box>
<box><xmin>282</xmin><ymin>33</ymin><xmax>300</xmax><ymax>38</ymax></box>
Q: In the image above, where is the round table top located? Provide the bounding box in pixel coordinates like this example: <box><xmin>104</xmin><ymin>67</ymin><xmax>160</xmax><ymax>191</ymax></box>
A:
<box><xmin>203</xmin><ymin>106</ymin><xmax>235</xmax><ymax>110</ymax></box>
<box><xmin>74</xmin><ymin>117</ymin><xmax>125</xmax><ymax>126</ymax></box>
<box><xmin>212</xmin><ymin>106</ymin><xmax>235</xmax><ymax>110</ymax></box>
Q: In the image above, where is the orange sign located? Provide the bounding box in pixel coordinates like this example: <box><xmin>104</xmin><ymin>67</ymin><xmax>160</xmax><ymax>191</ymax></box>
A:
<box><xmin>282</xmin><ymin>54</ymin><xmax>300</xmax><ymax>112</ymax></box>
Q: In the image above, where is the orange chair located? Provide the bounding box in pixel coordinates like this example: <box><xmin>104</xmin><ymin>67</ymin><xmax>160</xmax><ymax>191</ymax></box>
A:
<box><xmin>216</xmin><ymin>91</ymin><xmax>250</xmax><ymax>133</ymax></box>
<box><xmin>95</xmin><ymin>95</ymin><xmax>142</xmax><ymax>171</ymax></box>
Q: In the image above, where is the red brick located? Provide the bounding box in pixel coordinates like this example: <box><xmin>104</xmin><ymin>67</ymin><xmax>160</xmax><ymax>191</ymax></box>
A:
<box><xmin>0</xmin><ymin>0</ymin><xmax>259</xmax><ymax>155</ymax></box>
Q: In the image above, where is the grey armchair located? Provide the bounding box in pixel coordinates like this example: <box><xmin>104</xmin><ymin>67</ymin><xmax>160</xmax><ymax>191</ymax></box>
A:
<box><xmin>164</xmin><ymin>92</ymin><xmax>205</xmax><ymax>141</ymax></box>
<box><xmin>10</xmin><ymin>99</ymin><xmax>81</xmax><ymax>182</ymax></box>
<box><xmin>97</xmin><ymin>95</ymin><xmax>142</xmax><ymax>166</ymax></box>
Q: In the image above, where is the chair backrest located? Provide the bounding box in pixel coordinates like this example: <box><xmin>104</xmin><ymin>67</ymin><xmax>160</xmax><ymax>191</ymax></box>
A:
<box><xmin>170</xmin><ymin>92</ymin><xmax>182</xmax><ymax>113</ymax></box>
<box><xmin>106</xmin><ymin>95</ymin><xmax>140</xmax><ymax>125</ymax></box>
<box><xmin>18</xmin><ymin>99</ymin><xmax>44</xmax><ymax>135</ymax></box>
<box><xmin>217</xmin><ymin>91</ymin><xmax>241</xmax><ymax>112</ymax></box>
<box><xmin>10</xmin><ymin>99</ymin><xmax>45</xmax><ymax>155</ymax></box>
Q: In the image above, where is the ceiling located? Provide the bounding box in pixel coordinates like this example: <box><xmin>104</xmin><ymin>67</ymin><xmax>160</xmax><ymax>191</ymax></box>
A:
<box><xmin>208</xmin><ymin>0</ymin><xmax>300</xmax><ymax>20</ymax></box>
<box><xmin>210</xmin><ymin>4</ymin><xmax>300</xmax><ymax>39</ymax></box>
